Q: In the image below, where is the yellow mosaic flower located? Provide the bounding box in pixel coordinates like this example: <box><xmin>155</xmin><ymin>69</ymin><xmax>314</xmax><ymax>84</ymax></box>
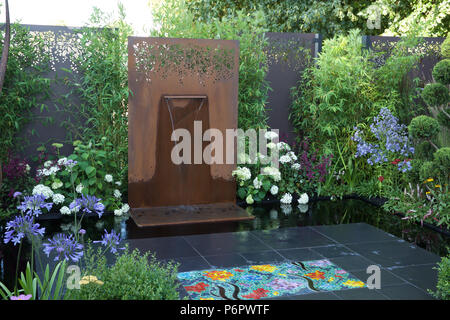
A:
<box><xmin>200</xmin><ymin>298</ymin><xmax>215</xmax><ymax>300</ymax></box>
<box><xmin>203</xmin><ymin>270</ymin><xmax>234</xmax><ymax>281</ymax></box>
<box><xmin>278</xmin><ymin>273</ymin><xmax>287</xmax><ymax>277</ymax></box>
<box><xmin>343</xmin><ymin>280</ymin><xmax>365</xmax><ymax>288</ymax></box>
<box><xmin>250</xmin><ymin>265</ymin><xmax>277</xmax><ymax>273</ymax></box>
<box><xmin>328</xmin><ymin>277</ymin><xmax>334</xmax><ymax>282</ymax></box>
<box><xmin>273</xmin><ymin>291</ymin><xmax>279</xmax><ymax>296</ymax></box>
<box><xmin>79</xmin><ymin>275</ymin><xmax>104</xmax><ymax>286</ymax></box>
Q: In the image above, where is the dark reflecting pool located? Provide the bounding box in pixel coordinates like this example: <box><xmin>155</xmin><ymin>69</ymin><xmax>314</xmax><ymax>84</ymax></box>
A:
<box><xmin>1</xmin><ymin>199</ymin><xmax>449</xmax><ymax>289</ymax></box>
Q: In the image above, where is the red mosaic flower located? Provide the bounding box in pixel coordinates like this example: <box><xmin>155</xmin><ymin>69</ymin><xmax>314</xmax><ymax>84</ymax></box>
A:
<box><xmin>242</xmin><ymin>288</ymin><xmax>270</xmax><ymax>299</ymax></box>
<box><xmin>234</xmin><ymin>269</ymin><xmax>244</xmax><ymax>272</ymax></box>
<box><xmin>184</xmin><ymin>282</ymin><xmax>209</xmax><ymax>293</ymax></box>
<box><xmin>304</xmin><ymin>270</ymin><xmax>325</xmax><ymax>280</ymax></box>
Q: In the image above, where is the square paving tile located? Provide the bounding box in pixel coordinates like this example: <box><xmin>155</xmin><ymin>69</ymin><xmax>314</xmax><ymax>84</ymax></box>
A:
<box><xmin>346</xmin><ymin>240</ymin><xmax>441</xmax><ymax>268</ymax></box>
<box><xmin>183</xmin><ymin>231</ymin><xmax>271</xmax><ymax>255</ymax></box>
<box><xmin>377</xmin><ymin>284</ymin><xmax>435</xmax><ymax>300</ymax></box>
<box><xmin>349</xmin><ymin>268</ymin><xmax>406</xmax><ymax>287</ymax></box>
<box><xmin>251</xmin><ymin>227</ymin><xmax>335</xmax><ymax>249</ymax></box>
<box><xmin>311</xmin><ymin>244</ymin><xmax>359</xmax><ymax>258</ymax></box>
<box><xmin>204</xmin><ymin>253</ymin><xmax>248</xmax><ymax>268</ymax></box>
<box><xmin>311</xmin><ymin>223</ymin><xmax>397</xmax><ymax>244</ymax></box>
<box><xmin>388</xmin><ymin>264</ymin><xmax>438</xmax><ymax>293</ymax></box>
<box><xmin>240</xmin><ymin>250</ymin><xmax>287</xmax><ymax>264</ymax></box>
<box><xmin>333</xmin><ymin>287</ymin><xmax>388</xmax><ymax>300</ymax></box>
<box><xmin>168</xmin><ymin>256</ymin><xmax>211</xmax><ymax>272</ymax></box>
<box><xmin>277</xmin><ymin>248</ymin><xmax>324</xmax><ymax>261</ymax></box>
<box><xmin>328</xmin><ymin>255</ymin><xmax>376</xmax><ymax>272</ymax></box>
<box><xmin>127</xmin><ymin>236</ymin><xmax>199</xmax><ymax>260</ymax></box>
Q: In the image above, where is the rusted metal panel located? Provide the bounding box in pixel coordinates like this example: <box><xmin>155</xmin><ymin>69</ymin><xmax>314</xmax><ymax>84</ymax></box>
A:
<box><xmin>128</xmin><ymin>37</ymin><xmax>248</xmax><ymax>223</ymax></box>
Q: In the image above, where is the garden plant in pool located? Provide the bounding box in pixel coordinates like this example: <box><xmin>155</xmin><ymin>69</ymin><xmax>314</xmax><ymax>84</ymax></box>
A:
<box><xmin>0</xmin><ymin>0</ymin><xmax>449</xmax><ymax>301</ymax></box>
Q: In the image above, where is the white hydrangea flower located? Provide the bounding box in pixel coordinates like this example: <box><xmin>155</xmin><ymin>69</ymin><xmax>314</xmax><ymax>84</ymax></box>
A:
<box><xmin>279</xmin><ymin>155</ymin><xmax>292</xmax><ymax>164</ymax></box>
<box><xmin>121</xmin><ymin>203</ymin><xmax>130</xmax><ymax>213</ymax></box>
<box><xmin>280</xmin><ymin>193</ymin><xmax>292</xmax><ymax>204</ymax></box>
<box><xmin>267</xmin><ymin>142</ymin><xmax>277</xmax><ymax>150</ymax></box>
<box><xmin>232</xmin><ymin>167</ymin><xmax>251</xmax><ymax>182</ymax></box>
<box><xmin>48</xmin><ymin>166</ymin><xmax>60</xmax><ymax>175</ymax></box>
<box><xmin>60</xmin><ymin>206</ymin><xmax>71</xmax><ymax>215</ymax></box>
<box><xmin>276</xmin><ymin>142</ymin><xmax>291</xmax><ymax>151</ymax></box>
<box><xmin>114</xmin><ymin>209</ymin><xmax>123</xmax><ymax>216</ymax></box>
<box><xmin>270</xmin><ymin>185</ymin><xmax>279</xmax><ymax>195</ymax></box>
<box><xmin>115</xmin><ymin>181</ymin><xmax>122</xmax><ymax>186</ymax></box>
<box><xmin>246</xmin><ymin>194</ymin><xmax>254</xmax><ymax>205</ymax></box>
<box><xmin>51</xmin><ymin>180</ymin><xmax>63</xmax><ymax>190</ymax></box>
<box><xmin>298</xmin><ymin>193</ymin><xmax>309</xmax><ymax>205</ymax></box>
<box><xmin>264</xmin><ymin>131</ymin><xmax>279</xmax><ymax>140</ymax></box>
<box><xmin>57</xmin><ymin>158</ymin><xmax>68</xmax><ymax>166</ymax></box>
<box><xmin>76</xmin><ymin>184</ymin><xmax>84</xmax><ymax>194</ymax></box>
<box><xmin>52</xmin><ymin>193</ymin><xmax>65</xmax><ymax>205</ymax></box>
<box><xmin>44</xmin><ymin>160</ymin><xmax>53</xmax><ymax>168</ymax></box>
<box><xmin>262</xmin><ymin>167</ymin><xmax>281</xmax><ymax>182</ymax></box>
<box><xmin>104</xmin><ymin>174</ymin><xmax>113</xmax><ymax>183</ymax></box>
<box><xmin>291</xmin><ymin>163</ymin><xmax>301</xmax><ymax>170</ymax></box>
<box><xmin>287</xmin><ymin>151</ymin><xmax>298</xmax><ymax>162</ymax></box>
<box><xmin>114</xmin><ymin>189</ymin><xmax>122</xmax><ymax>199</ymax></box>
<box><xmin>32</xmin><ymin>184</ymin><xmax>54</xmax><ymax>199</ymax></box>
<box><xmin>25</xmin><ymin>164</ymin><xmax>31</xmax><ymax>173</ymax></box>
<box><xmin>253</xmin><ymin>177</ymin><xmax>262</xmax><ymax>189</ymax></box>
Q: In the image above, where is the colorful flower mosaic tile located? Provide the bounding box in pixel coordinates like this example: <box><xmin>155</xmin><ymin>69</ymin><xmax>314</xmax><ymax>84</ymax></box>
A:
<box><xmin>178</xmin><ymin>259</ymin><xmax>365</xmax><ymax>300</ymax></box>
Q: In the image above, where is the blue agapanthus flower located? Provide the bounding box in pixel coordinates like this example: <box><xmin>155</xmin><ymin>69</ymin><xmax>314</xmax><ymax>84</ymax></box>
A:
<box><xmin>17</xmin><ymin>194</ymin><xmax>53</xmax><ymax>217</ymax></box>
<box><xmin>42</xmin><ymin>233</ymin><xmax>84</xmax><ymax>263</ymax></box>
<box><xmin>69</xmin><ymin>194</ymin><xmax>105</xmax><ymax>218</ymax></box>
<box><xmin>4</xmin><ymin>215</ymin><xmax>45</xmax><ymax>245</ymax></box>
<box><xmin>93</xmin><ymin>229</ymin><xmax>125</xmax><ymax>254</ymax></box>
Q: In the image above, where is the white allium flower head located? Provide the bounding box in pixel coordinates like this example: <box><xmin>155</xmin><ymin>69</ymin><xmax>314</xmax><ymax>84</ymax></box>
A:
<box><xmin>279</xmin><ymin>155</ymin><xmax>292</xmax><ymax>164</ymax></box>
<box><xmin>280</xmin><ymin>193</ymin><xmax>292</xmax><ymax>204</ymax></box>
<box><xmin>291</xmin><ymin>163</ymin><xmax>301</xmax><ymax>170</ymax></box>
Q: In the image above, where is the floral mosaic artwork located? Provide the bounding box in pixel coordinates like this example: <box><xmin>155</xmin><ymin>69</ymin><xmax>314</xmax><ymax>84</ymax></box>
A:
<box><xmin>178</xmin><ymin>259</ymin><xmax>365</xmax><ymax>300</ymax></box>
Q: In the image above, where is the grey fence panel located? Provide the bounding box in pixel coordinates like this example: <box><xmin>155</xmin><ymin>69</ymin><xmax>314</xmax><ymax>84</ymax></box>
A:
<box><xmin>264</xmin><ymin>32</ymin><xmax>317</xmax><ymax>145</ymax></box>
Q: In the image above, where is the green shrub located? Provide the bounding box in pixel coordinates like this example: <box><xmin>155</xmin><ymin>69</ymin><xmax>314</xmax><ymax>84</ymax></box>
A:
<box><xmin>409</xmin><ymin>115</ymin><xmax>440</xmax><ymax>140</ymax></box>
<box><xmin>421</xmin><ymin>83</ymin><xmax>449</xmax><ymax>107</ymax></box>
<box><xmin>441</xmin><ymin>36</ymin><xmax>450</xmax><ymax>58</ymax></box>
<box><xmin>419</xmin><ymin>161</ymin><xmax>436</xmax><ymax>181</ymax></box>
<box><xmin>414</xmin><ymin>141</ymin><xmax>435</xmax><ymax>160</ymax></box>
<box><xmin>437</xmin><ymin>110</ymin><xmax>450</xmax><ymax>129</ymax></box>
<box><xmin>430</xmin><ymin>255</ymin><xmax>450</xmax><ymax>300</ymax></box>
<box><xmin>405</xmin><ymin>159</ymin><xmax>422</xmax><ymax>183</ymax></box>
<box><xmin>432</xmin><ymin>59</ymin><xmax>450</xmax><ymax>85</ymax></box>
<box><xmin>68</xmin><ymin>246</ymin><xmax>180</xmax><ymax>300</ymax></box>
<box><xmin>433</xmin><ymin>147</ymin><xmax>450</xmax><ymax>173</ymax></box>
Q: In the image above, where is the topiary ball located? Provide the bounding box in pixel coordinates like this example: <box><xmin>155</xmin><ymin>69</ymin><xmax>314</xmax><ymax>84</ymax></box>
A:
<box><xmin>441</xmin><ymin>36</ymin><xmax>450</xmax><ymax>58</ymax></box>
<box><xmin>419</xmin><ymin>161</ymin><xmax>437</xmax><ymax>182</ymax></box>
<box><xmin>433</xmin><ymin>147</ymin><xmax>450</xmax><ymax>172</ymax></box>
<box><xmin>437</xmin><ymin>110</ymin><xmax>450</xmax><ymax>128</ymax></box>
<box><xmin>422</xmin><ymin>83</ymin><xmax>449</xmax><ymax>107</ymax></box>
<box><xmin>415</xmin><ymin>140</ymin><xmax>435</xmax><ymax>160</ymax></box>
<box><xmin>409</xmin><ymin>115</ymin><xmax>441</xmax><ymax>140</ymax></box>
<box><xmin>432</xmin><ymin>59</ymin><xmax>450</xmax><ymax>85</ymax></box>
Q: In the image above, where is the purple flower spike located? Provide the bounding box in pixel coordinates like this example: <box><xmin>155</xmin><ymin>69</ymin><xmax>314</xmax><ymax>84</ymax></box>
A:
<box><xmin>10</xmin><ymin>294</ymin><xmax>32</xmax><ymax>300</ymax></box>
<box><xmin>4</xmin><ymin>215</ymin><xmax>45</xmax><ymax>245</ymax></box>
<box><xmin>43</xmin><ymin>233</ymin><xmax>84</xmax><ymax>263</ymax></box>
<box><xmin>17</xmin><ymin>194</ymin><xmax>53</xmax><ymax>217</ymax></box>
<box><xmin>93</xmin><ymin>229</ymin><xmax>125</xmax><ymax>254</ymax></box>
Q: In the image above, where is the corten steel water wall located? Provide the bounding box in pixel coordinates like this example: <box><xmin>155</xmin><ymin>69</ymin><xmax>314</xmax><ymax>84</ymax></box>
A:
<box><xmin>128</xmin><ymin>37</ymin><xmax>245</xmax><ymax>222</ymax></box>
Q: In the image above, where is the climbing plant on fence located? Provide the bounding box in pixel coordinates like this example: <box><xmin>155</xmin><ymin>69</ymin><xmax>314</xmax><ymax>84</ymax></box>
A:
<box><xmin>0</xmin><ymin>24</ymin><xmax>51</xmax><ymax>163</ymax></box>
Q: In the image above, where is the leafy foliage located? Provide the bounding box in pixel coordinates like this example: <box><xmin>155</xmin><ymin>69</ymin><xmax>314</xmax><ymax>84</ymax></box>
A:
<box><xmin>151</xmin><ymin>0</ymin><xmax>270</xmax><ymax>130</ymax></box>
<box><xmin>432</xmin><ymin>59</ymin><xmax>450</xmax><ymax>85</ymax></box>
<box><xmin>430</xmin><ymin>254</ymin><xmax>450</xmax><ymax>300</ymax></box>
<box><xmin>0</xmin><ymin>24</ymin><xmax>51</xmax><ymax>163</ymax></box>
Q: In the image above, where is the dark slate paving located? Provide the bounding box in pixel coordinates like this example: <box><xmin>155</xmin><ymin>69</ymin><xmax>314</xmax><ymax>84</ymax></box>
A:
<box><xmin>127</xmin><ymin>223</ymin><xmax>441</xmax><ymax>300</ymax></box>
<box><xmin>346</xmin><ymin>240</ymin><xmax>441</xmax><ymax>268</ymax></box>
<box><xmin>311</xmin><ymin>223</ymin><xmax>397</xmax><ymax>244</ymax></box>
<box><xmin>388</xmin><ymin>264</ymin><xmax>438</xmax><ymax>293</ymax></box>
<box><xmin>250</xmin><ymin>226</ymin><xmax>336</xmax><ymax>249</ymax></box>
<box><xmin>377</xmin><ymin>284</ymin><xmax>435</xmax><ymax>300</ymax></box>
<box><xmin>127</xmin><ymin>236</ymin><xmax>199</xmax><ymax>260</ymax></box>
<box><xmin>333</xmin><ymin>287</ymin><xmax>388</xmax><ymax>300</ymax></box>
<box><xmin>183</xmin><ymin>231</ymin><xmax>271</xmax><ymax>255</ymax></box>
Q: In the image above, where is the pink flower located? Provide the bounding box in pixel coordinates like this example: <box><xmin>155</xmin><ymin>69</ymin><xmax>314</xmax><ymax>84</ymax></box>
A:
<box><xmin>10</xmin><ymin>294</ymin><xmax>32</xmax><ymax>300</ymax></box>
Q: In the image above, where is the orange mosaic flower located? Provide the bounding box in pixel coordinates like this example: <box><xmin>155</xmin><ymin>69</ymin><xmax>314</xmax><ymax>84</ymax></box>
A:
<box><xmin>250</xmin><ymin>265</ymin><xmax>277</xmax><ymax>273</ymax></box>
<box><xmin>184</xmin><ymin>282</ymin><xmax>209</xmax><ymax>293</ymax></box>
<box><xmin>203</xmin><ymin>270</ymin><xmax>234</xmax><ymax>281</ymax></box>
<box><xmin>304</xmin><ymin>270</ymin><xmax>325</xmax><ymax>280</ymax></box>
<box><xmin>242</xmin><ymin>288</ymin><xmax>270</xmax><ymax>299</ymax></box>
